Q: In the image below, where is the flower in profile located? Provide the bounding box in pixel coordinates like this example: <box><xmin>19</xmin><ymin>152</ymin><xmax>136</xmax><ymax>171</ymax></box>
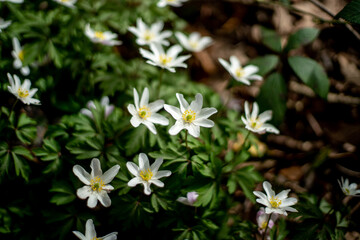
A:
<box><xmin>53</xmin><ymin>0</ymin><xmax>77</xmax><ymax>8</ymax></box>
<box><xmin>256</xmin><ymin>207</ymin><xmax>277</xmax><ymax>236</ymax></box>
<box><xmin>80</xmin><ymin>96</ymin><xmax>114</xmax><ymax>119</ymax></box>
<box><xmin>157</xmin><ymin>0</ymin><xmax>188</xmax><ymax>8</ymax></box>
<box><xmin>177</xmin><ymin>191</ymin><xmax>199</xmax><ymax>206</ymax></box>
<box><xmin>73</xmin><ymin>158</ymin><xmax>120</xmax><ymax>208</ymax></box>
<box><xmin>73</xmin><ymin>219</ymin><xmax>118</xmax><ymax>240</ymax></box>
<box><xmin>338</xmin><ymin>177</ymin><xmax>360</xmax><ymax>196</ymax></box>
<box><xmin>7</xmin><ymin>73</ymin><xmax>40</xmax><ymax>105</ymax></box>
<box><xmin>0</xmin><ymin>0</ymin><xmax>23</xmax><ymax>3</ymax></box>
<box><xmin>128</xmin><ymin>18</ymin><xmax>172</xmax><ymax>46</ymax></box>
<box><xmin>253</xmin><ymin>181</ymin><xmax>298</xmax><ymax>216</ymax></box>
<box><xmin>0</xmin><ymin>18</ymin><xmax>11</xmax><ymax>32</ymax></box>
<box><xmin>85</xmin><ymin>24</ymin><xmax>122</xmax><ymax>46</ymax></box>
<box><xmin>11</xmin><ymin>37</ymin><xmax>30</xmax><ymax>76</ymax></box>
<box><xmin>127</xmin><ymin>87</ymin><xmax>169</xmax><ymax>134</ymax></box>
<box><xmin>241</xmin><ymin>101</ymin><xmax>279</xmax><ymax>134</ymax></box>
<box><xmin>218</xmin><ymin>56</ymin><xmax>262</xmax><ymax>85</ymax></box>
<box><xmin>175</xmin><ymin>32</ymin><xmax>213</xmax><ymax>52</ymax></box>
<box><xmin>164</xmin><ymin>93</ymin><xmax>217</xmax><ymax>138</ymax></box>
<box><xmin>126</xmin><ymin>153</ymin><xmax>171</xmax><ymax>195</ymax></box>
<box><xmin>139</xmin><ymin>43</ymin><xmax>190</xmax><ymax>72</ymax></box>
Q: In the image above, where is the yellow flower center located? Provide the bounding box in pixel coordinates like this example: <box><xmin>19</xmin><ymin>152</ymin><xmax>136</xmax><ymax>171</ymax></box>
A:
<box><xmin>250</xmin><ymin>118</ymin><xmax>263</xmax><ymax>130</ymax></box>
<box><xmin>18</xmin><ymin>50</ymin><xmax>24</xmax><ymax>61</ymax></box>
<box><xmin>60</xmin><ymin>0</ymin><xmax>70</xmax><ymax>2</ymax></box>
<box><xmin>91</xmin><ymin>238</ymin><xmax>100</xmax><ymax>240</ymax></box>
<box><xmin>17</xmin><ymin>88</ymin><xmax>29</xmax><ymax>98</ymax></box>
<box><xmin>159</xmin><ymin>54</ymin><xmax>172</xmax><ymax>65</ymax></box>
<box><xmin>189</xmin><ymin>40</ymin><xmax>198</xmax><ymax>49</ymax></box>
<box><xmin>235</xmin><ymin>67</ymin><xmax>244</xmax><ymax>78</ymax></box>
<box><xmin>95</xmin><ymin>31</ymin><xmax>105</xmax><ymax>40</ymax></box>
<box><xmin>182</xmin><ymin>110</ymin><xmax>196</xmax><ymax>123</ymax></box>
<box><xmin>90</xmin><ymin>176</ymin><xmax>105</xmax><ymax>192</ymax></box>
<box><xmin>140</xmin><ymin>168</ymin><xmax>153</xmax><ymax>181</ymax></box>
<box><xmin>143</xmin><ymin>30</ymin><xmax>154</xmax><ymax>41</ymax></box>
<box><xmin>260</xmin><ymin>221</ymin><xmax>268</xmax><ymax>229</ymax></box>
<box><xmin>269</xmin><ymin>197</ymin><xmax>281</xmax><ymax>208</ymax></box>
<box><xmin>138</xmin><ymin>106</ymin><xmax>151</xmax><ymax>120</ymax></box>
<box><xmin>344</xmin><ymin>188</ymin><xmax>350</xmax><ymax>195</ymax></box>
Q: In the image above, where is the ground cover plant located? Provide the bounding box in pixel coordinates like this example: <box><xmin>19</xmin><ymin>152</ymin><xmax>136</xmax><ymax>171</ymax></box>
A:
<box><xmin>1</xmin><ymin>0</ymin><xmax>360</xmax><ymax>239</ymax></box>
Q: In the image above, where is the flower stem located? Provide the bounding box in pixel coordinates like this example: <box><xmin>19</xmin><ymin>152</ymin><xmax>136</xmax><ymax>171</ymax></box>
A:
<box><xmin>156</xmin><ymin>68</ymin><xmax>164</xmax><ymax>99</ymax></box>
<box><xmin>262</xmin><ymin>212</ymin><xmax>273</xmax><ymax>240</ymax></box>
<box><xmin>185</xmin><ymin>130</ymin><xmax>188</xmax><ymax>149</ymax></box>
<box><xmin>242</xmin><ymin>131</ymin><xmax>251</xmax><ymax>149</ymax></box>
<box><xmin>9</xmin><ymin>99</ymin><xmax>19</xmax><ymax>119</ymax></box>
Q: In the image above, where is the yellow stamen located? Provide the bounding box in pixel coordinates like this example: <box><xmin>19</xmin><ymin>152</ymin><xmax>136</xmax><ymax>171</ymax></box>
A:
<box><xmin>143</xmin><ymin>30</ymin><xmax>154</xmax><ymax>41</ymax></box>
<box><xmin>91</xmin><ymin>238</ymin><xmax>100</xmax><ymax>240</ymax></box>
<box><xmin>140</xmin><ymin>168</ymin><xmax>153</xmax><ymax>181</ymax></box>
<box><xmin>138</xmin><ymin>106</ymin><xmax>151</xmax><ymax>120</ymax></box>
<box><xmin>95</xmin><ymin>31</ymin><xmax>105</xmax><ymax>40</ymax></box>
<box><xmin>269</xmin><ymin>197</ymin><xmax>281</xmax><ymax>208</ymax></box>
<box><xmin>18</xmin><ymin>50</ymin><xmax>24</xmax><ymax>62</ymax></box>
<box><xmin>17</xmin><ymin>88</ymin><xmax>29</xmax><ymax>98</ymax></box>
<box><xmin>260</xmin><ymin>221</ymin><xmax>267</xmax><ymax>229</ymax></box>
<box><xmin>189</xmin><ymin>41</ymin><xmax>198</xmax><ymax>49</ymax></box>
<box><xmin>60</xmin><ymin>0</ymin><xmax>70</xmax><ymax>2</ymax></box>
<box><xmin>182</xmin><ymin>110</ymin><xmax>196</xmax><ymax>123</ymax></box>
<box><xmin>250</xmin><ymin>118</ymin><xmax>263</xmax><ymax>130</ymax></box>
<box><xmin>235</xmin><ymin>67</ymin><xmax>244</xmax><ymax>78</ymax></box>
<box><xmin>159</xmin><ymin>54</ymin><xmax>172</xmax><ymax>65</ymax></box>
<box><xmin>344</xmin><ymin>188</ymin><xmax>350</xmax><ymax>195</ymax></box>
<box><xmin>90</xmin><ymin>176</ymin><xmax>105</xmax><ymax>192</ymax></box>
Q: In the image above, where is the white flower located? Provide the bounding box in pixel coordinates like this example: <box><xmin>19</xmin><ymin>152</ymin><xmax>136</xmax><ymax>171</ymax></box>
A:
<box><xmin>256</xmin><ymin>207</ymin><xmax>277</xmax><ymax>236</ymax></box>
<box><xmin>84</xmin><ymin>24</ymin><xmax>122</xmax><ymax>46</ymax></box>
<box><xmin>126</xmin><ymin>153</ymin><xmax>171</xmax><ymax>195</ymax></box>
<box><xmin>164</xmin><ymin>93</ymin><xmax>217</xmax><ymax>138</ymax></box>
<box><xmin>7</xmin><ymin>73</ymin><xmax>40</xmax><ymax>105</ymax></box>
<box><xmin>177</xmin><ymin>191</ymin><xmax>199</xmax><ymax>206</ymax></box>
<box><xmin>53</xmin><ymin>0</ymin><xmax>77</xmax><ymax>8</ymax></box>
<box><xmin>80</xmin><ymin>96</ymin><xmax>114</xmax><ymax>119</ymax></box>
<box><xmin>241</xmin><ymin>101</ymin><xmax>279</xmax><ymax>134</ymax></box>
<box><xmin>218</xmin><ymin>56</ymin><xmax>262</xmax><ymax>85</ymax></box>
<box><xmin>157</xmin><ymin>0</ymin><xmax>188</xmax><ymax>8</ymax></box>
<box><xmin>0</xmin><ymin>0</ymin><xmax>23</xmax><ymax>3</ymax></box>
<box><xmin>253</xmin><ymin>181</ymin><xmax>298</xmax><ymax>216</ymax></box>
<box><xmin>73</xmin><ymin>219</ymin><xmax>118</xmax><ymax>240</ymax></box>
<box><xmin>73</xmin><ymin>158</ymin><xmax>120</xmax><ymax>208</ymax></box>
<box><xmin>128</xmin><ymin>18</ymin><xmax>172</xmax><ymax>46</ymax></box>
<box><xmin>127</xmin><ymin>87</ymin><xmax>169</xmax><ymax>134</ymax></box>
<box><xmin>175</xmin><ymin>32</ymin><xmax>213</xmax><ymax>52</ymax></box>
<box><xmin>0</xmin><ymin>18</ymin><xmax>11</xmax><ymax>32</ymax></box>
<box><xmin>338</xmin><ymin>177</ymin><xmax>360</xmax><ymax>196</ymax></box>
<box><xmin>11</xmin><ymin>37</ymin><xmax>30</xmax><ymax>76</ymax></box>
<box><xmin>139</xmin><ymin>43</ymin><xmax>190</xmax><ymax>73</ymax></box>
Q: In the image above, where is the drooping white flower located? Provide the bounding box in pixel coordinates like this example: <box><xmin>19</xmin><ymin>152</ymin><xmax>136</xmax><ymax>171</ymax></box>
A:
<box><xmin>157</xmin><ymin>0</ymin><xmax>188</xmax><ymax>8</ymax></box>
<box><xmin>0</xmin><ymin>18</ymin><xmax>11</xmax><ymax>32</ymax></box>
<box><xmin>7</xmin><ymin>73</ymin><xmax>40</xmax><ymax>105</ymax></box>
<box><xmin>175</xmin><ymin>32</ymin><xmax>213</xmax><ymax>52</ymax></box>
<box><xmin>139</xmin><ymin>43</ymin><xmax>190</xmax><ymax>73</ymax></box>
<box><xmin>256</xmin><ymin>207</ymin><xmax>277</xmax><ymax>236</ymax></box>
<box><xmin>11</xmin><ymin>37</ymin><xmax>30</xmax><ymax>76</ymax></box>
<box><xmin>80</xmin><ymin>96</ymin><xmax>114</xmax><ymax>119</ymax></box>
<box><xmin>253</xmin><ymin>181</ymin><xmax>298</xmax><ymax>216</ymax></box>
<box><xmin>338</xmin><ymin>177</ymin><xmax>360</xmax><ymax>196</ymax></box>
<box><xmin>128</xmin><ymin>18</ymin><xmax>172</xmax><ymax>46</ymax></box>
<box><xmin>0</xmin><ymin>0</ymin><xmax>23</xmax><ymax>3</ymax></box>
<box><xmin>218</xmin><ymin>56</ymin><xmax>262</xmax><ymax>85</ymax></box>
<box><xmin>53</xmin><ymin>0</ymin><xmax>77</xmax><ymax>8</ymax></box>
<box><xmin>127</xmin><ymin>87</ymin><xmax>169</xmax><ymax>134</ymax></box>
<box><xmin>177</xmin><ymin>191</ymin><xmax>199</xmax><ymax>206</ymax></box>
<box><xmin>73</xmin><ymin>158</ymin><xmax>120</xmax><ymax>208</ymax></box>
<box><xmin>241</xmin><ymin>101</ymin><xmax>279</xmax><ymax>134</ymax></box>
<box><xmin>164</xmin><ymin>93</ymin><xmax>217</xmax><ymax>138</ymax></box>
<box><xmin>126</xmin><ymin>153</ymin><xmax>171</xmax><ymax>195</ymax></box>
<box><xmin>73</xmin><ymin>219</ymin><xmax>118</xmax><ymax>240</ymax></box>
<box><xmin>84</xmin><ymin>24</ymin><xmax>122</xmax><ymax>46</ymax></box>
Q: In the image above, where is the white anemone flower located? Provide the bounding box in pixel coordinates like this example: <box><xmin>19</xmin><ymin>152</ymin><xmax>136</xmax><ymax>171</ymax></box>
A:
<box><xmin>7</xmin><ymin>73</ymin><xmax>40</xmax><ymax>105</ymax></box>
<box><xmin>127</xmin><ymin>87</ymin><xmax>169</xmax><ymax>134</ymax></box>
<box><xmin>175</xmin><ymin>32</ymin><xmax>213</xmax><ymax>52</ymax></box>
<box><xmin>256</xmin><ymin>207</ymin><xmax>277</xmax><ymax>235</ymax></box>
<box><xmin>0</xmin><ymin>18</ymin><xmax>11</xmax><ymax>32</ymax></box>
<box><xmin>241</xmin><ymin>101</ymin><xmax>279</xmax><ymax>134</ymax></box>
<box><xmin>80</xmin><ymin>96</ymin><xmax>114</xmax><ymax>119</ymax></box>
<box><xmin>177</xmin><ymin>191</ymin><xmax>199</xmax><ymax>206</ymax></box>
<box><xmin>53</xmin><ymin>0</ymin><xmax>77</xmax><ymax>8</ymax></box>
<box><xmin>0</xmin><ymin>0</ymin><xmax>23</xmax><ymax>3</ymax></box>
<box><xmin>157</xmin><ymin>0</ymin><xmax>188</xmax><ymax>8</ymax></box>
<box><xmin>73</xmin><ymin>158</ymin><xmax>120</xmax><ymax>208</ymax></box>
<box><xmin>218</xmin><ymin>56</ymin><xmax>262</xmax><ymax>85</ymax></box>
<box><xmin>128</xmin><ymin>18</ymin><xmax>172</xmax><ymax>46</ymax></box>
<box><xmin>164</xmin><ymin>93</ymin><xmax>217</xmax><ymax>138</ymax></box>
<box><xmin>126</xmin><ymin>153</ymin><xmax>171</xmax><ymax>195</ymax></box>
<box><xmin>85</xmin><ymin>24</ymin><xmax>122</xmax><ymax>46</ymax></box>
<box><xmin>253</xmin><ymin>181</ymin><xmax>298</xmax><ymax>216</ymax></box>
<box><xmin>73</xmin><ymin>219</ymin><xmax>118</xmax><ymax>240</ymax></box>
<box><xmin>139</xmin><ymin>43</ymin><xmax>190</xmax><ymax>73</ymax></box>
<box><xmin>338</xmin><ymin>177</ymin><xmax>360</xmax><ymax>196</ymax></box>
<box><xmin>11</xmin><ymin>37</ymin><xmax>30</xmax><ymax>76</ymax></box>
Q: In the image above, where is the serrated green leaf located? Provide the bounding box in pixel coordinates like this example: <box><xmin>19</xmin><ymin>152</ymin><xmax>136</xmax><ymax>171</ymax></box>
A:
<box><xmin>11</xmin><ymin>152</ymin><xmax>30</xmax><ymax>181</ymax></box>
<box><xmin>335</xmin><ymin>0</ymin><xmax>360</xmax><ymax>24</ymax></box>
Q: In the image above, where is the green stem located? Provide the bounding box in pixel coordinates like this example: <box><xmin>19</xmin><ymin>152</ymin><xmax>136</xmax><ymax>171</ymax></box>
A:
<box><xmin>242</xmin><ymin>131</ymin><xmax>251</xmax><ymax>149</ymax></box>
<box><xmin>156</xmin><ymin>68</ymin><xmax>164</xmax><ymax>99</ymax></box>
<box><xmin>9</xmin><ymin>98</ymin><xmax>19</xmax><ymax>119</ymax></box>
<box><xmin>185</xmin><ymin>130</ymin><xmax>188</xmax><ymax>149</ymax></box>
<box><xmin>262</xmin><ymin>212</ymin><xmax>273</xmax><ymax>240</ymax></box>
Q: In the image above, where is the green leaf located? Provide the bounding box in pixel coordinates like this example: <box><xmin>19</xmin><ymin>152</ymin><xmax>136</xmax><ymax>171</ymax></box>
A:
<box><xmin>260</xmin><ymin>27</ymin><xmax>282</xmax><ymax>53</ymax></box>
<box><xmin>247</xmin><ymin>55</ymin><xmax>279</xmax><ymax>76</ymax></box>
<box><xmin>284</xmin><ymin>28</ymin><xmax>320</xmax><ymax>52</ymax></box>
<box><xmin>11</xmin><ymin>152</ymin><xmax>30</xmax><ymax>181</ymax></box>
<box><xmin>288</xmin><ymin>56</ymin><xmax>330</xmax><ymax>98</ymax></box>
<box><xmin>256</xmin><ymin>72</ymin><xmax>287</xmax><ymax>124</ymax></box>
<box><xmin>335</xmin><ymin>0</ymin><xmax>360</xmax><ymax>24</ymax></box>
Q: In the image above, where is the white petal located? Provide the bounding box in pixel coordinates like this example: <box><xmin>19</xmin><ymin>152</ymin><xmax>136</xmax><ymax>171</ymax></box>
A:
<box><xmin>128</xmin><ymin>177</ymin><xmax>141</xmax><ymax>187</ymax></box>
<box><xmin>167</xmin><ymin>44</ymin><xmax>183</xmax><ymax>58</ymax></box>
<box><xmin>194</xmin><ymin>118</ymin><xmax>214</xmax><ymax>128</ymax></box>
<box><xmin>150</xmin><ymin>179</ymin><xmax>164</xmax><ymax>187</ymax></box>
<box><xmin>197</xmin><ymin>107</ymin><xmax>217</xmax><ymax>120</ymax></box>
<box><xmin>80</xmin><ymin>109</ymin><xmax>93</xmax><ymax>119</ymax></box>
<box><xmin>143</xmin><ymin>182</ymin><xmax>152</xmax><ymax>195</ymax></box>
<box><xmin>219</xmin><ymin>58</ymin><xmax>232</xmax><ymax>74</ymax></box>
<box><xmin>13</xmin><ymin>59</ymin><xmax>22</xmax><ymax>69</ymax></box>
<box><xmin>143</xmin><ymin>120</ymin><xmax>157</xmax><ymax>134</ymax></box>
<box><xmin>102</xmin><ymin>165</ymin><xmax>120</xmax><ymax>184</ymax></box>
<box><xmin>244</xmin><ymin>101</ymin><xmax>250</xmax><ymax>120</ymax></box>
<box><xmin>190</xmin><ymin>93</ymin><xmax>203</xmax><ymax>113</ymax></box>
<box><xmin>251</xmin><ymin>102</ymin><xmax>259</xmax><ymax>120</ymax></box>
<box><xmin>148</xmin><ymin>100</ymin><xmax>164</xmax><ymax>113</ymax></box>
<box><xmin>164</xmin><ymin>104</ymin><xmax>182</xmax><ymax>119</ymax></box>
<box><xmin>138</xmin><ymin>153</ymin><xmax>150</xmax><ymax>170</ymax></box>
<box><xmin>87</xmin><ymin>194</ymin><xmax>98</xmax><ymax>208</ymax></box>
<box><xmin>243</xmin><ymin>65</ymin><xmax>259</xmax><ymax>76</ymax></box>
<box><xmin>263</xmin><ymin>181</ymin><xmax>275</xmax><ymax>198</ymax></box>
<box><xmin>90</xmin><ymin>158</ymin><xmax>103</xmax><ymax>177</ymax></box>
<box><xmin>283</xmin><ymin>206</ymin><xmax>298</xmax><ymax>212</ymax></box>
<box><xmin>169</xmin><ymin>120</ymin><xmax>185</xmax><ymax>135</ymax></box>
<box><xmin>258</xmin><ymin>110</ymin><xmax>272</xmax><ymax>123</ymax></box>
<box><xmin>126</xmin><ymin>162</ymin><xmax>139</xmax><ymax>177</ymax></box>
<box><xmin>148</xmin><ymin>113</ymin><xmax>169</xmax><ymax>126</ymax></box>
<box><xmin>263</xmin><ymin>123</ymin><xmax>280</xmax><ymax>134</ymax></box>
<box><xmin>73</xmin><ymin>165</ymin><xmax>91</xmax><ymax>185</ymax></box>
<box><xmin>140</xmin><ymin>87</ymin><xmax>149</xmax><ymax>107</ymax></box>
<box><xmin>101</xmin><ymin>232</ymin><xmax>118</xmax><ymax>240</ymax></box>
<box><xmin>155</xmin><ymin>170</ymin><xmax>171</xmax><ymax>179</ymax></box>
<box><xmin>85</xmin><ymin>219</ymin><xmax>96</xmax><ymax>239</ymax></box>
<box><xmin>77</xmin><ymin>186</ymin><xmax>91</xmax><ymax>199</ymax></box>
<box><xmin>281</xmin><ymin>197</ymin><xmax>298</xmax><ymax>207</ymax></box>
<box><xmin>72</xmin><ymin>231</ymin><xmax>86</xmax><ymax>240</ymax></box>
<box><xmin>133</xmin><ymin>88</ymin><xmax>140</xmax><ymax>110</ymax></box>
<box><xmin>275</xmin><ymin>189</ymin><xmax>290</xmax><ymax>200</ymax></box>
<box><xmin>176</xmin><ymin>93</ymin><xmax>189</xmax><ymax>112</ymax></box>
<box><xmin>130</xmin><ymin>116</ymin><xmax>142</xmax><ymax>128</ymax></box>
<box><xmin>186</xmin><ymin>124</ymin><xmax>200</xmax><ymax>138</ymax></box>
<box><xmin>98</xmin><ymin>192</ymin><xmax>111</xmax><ymax>207</ymax></box>
<box><xmin>150</xmin><ymin>158</ymin><xmax>163</xmax><ymax>174</ymax></box>
<box><xmin>21</xmin><ymin>66</ymin><xmax>30</xmax><ymax>76</ymax></box>
<box><xmin>177</xmin><ymin>197</ymin><xmax>190</xmax><ymax>205</ymax></box>
<box><xmin>229</xmin><ymin>55</ymin><xmax>241</xmax><ymax>68</ymax></box>
<box><xmin>248</xmin><ymin>74</ymin><xmax>263</xmax><ymax>81</ymax></box>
